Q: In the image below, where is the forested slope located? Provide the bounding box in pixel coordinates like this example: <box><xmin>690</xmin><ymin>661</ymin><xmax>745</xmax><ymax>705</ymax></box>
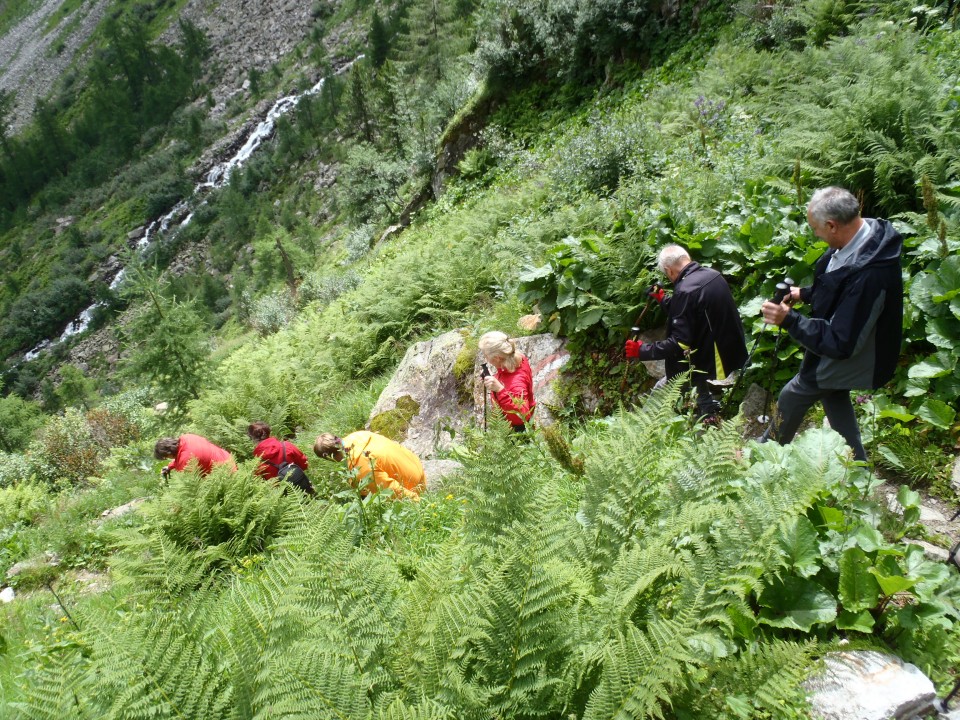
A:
<box><xmin>0</xmin><ymin>1</ymin><xmax>958</xmax><ymax>716</ymax></box>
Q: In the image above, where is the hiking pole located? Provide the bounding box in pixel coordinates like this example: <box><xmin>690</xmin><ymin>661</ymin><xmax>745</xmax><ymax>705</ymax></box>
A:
<box><xmin>620</xmin><ymin>297</ymin><xmax>654</xmax><ymax>393</ymax></box>
<box><xmin>480</xmin><ymin>363</ymin><xmax>490</xmax><ymax>431</ymax></box>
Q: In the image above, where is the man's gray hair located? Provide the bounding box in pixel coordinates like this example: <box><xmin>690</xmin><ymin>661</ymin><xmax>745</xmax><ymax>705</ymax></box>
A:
<box><xmin>657</xmin><ymin>244</ymin><xmax>690</xmax><ymax>274</ymax></box>
<box><xmin>808</xmin><ymin>187</ymin><xmax>861</xmax><ymax>225</ymax></box>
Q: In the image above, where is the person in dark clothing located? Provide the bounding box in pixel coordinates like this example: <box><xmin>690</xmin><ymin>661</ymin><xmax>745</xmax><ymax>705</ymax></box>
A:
<box><xmin>625</xmin><ymin>244</ymin><xmax>748</xmax><ymax>420</ymax></box>
<box><xmin>760</xmin><ymin>186</ymin><xmax>903</xmax><ymax>461</ymax></box>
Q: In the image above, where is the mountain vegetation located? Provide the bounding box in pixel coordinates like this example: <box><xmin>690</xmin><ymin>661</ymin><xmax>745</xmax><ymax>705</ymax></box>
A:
<box><xmin>0</xmin><ymin>0</ymin><xmax>958</xmax><ymax>716</ymax></box>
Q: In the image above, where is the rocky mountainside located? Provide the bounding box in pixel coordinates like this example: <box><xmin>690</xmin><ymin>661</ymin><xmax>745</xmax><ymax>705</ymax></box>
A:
<box><xmin>0</xmin><ymin>0</ymin><xmax>358</xmax><ymax>132</ymax></box>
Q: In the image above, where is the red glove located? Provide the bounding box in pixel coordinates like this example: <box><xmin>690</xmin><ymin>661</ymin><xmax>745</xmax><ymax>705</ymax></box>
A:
<box><xmin>625</xmin><ymin>339</ymin><xmax>642</xmax><ymax>359</ymax></box>
<box><xmin>647</xmin><ymin>284</ymin><xmax>666</xmax><ymax>304</ymax></box>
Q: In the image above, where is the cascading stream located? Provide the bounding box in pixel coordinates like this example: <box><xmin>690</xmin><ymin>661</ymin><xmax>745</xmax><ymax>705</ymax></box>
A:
<box><xmin>23</xmin><ymin>58</ymin><xmax>360</xmax><ymax>362</ymax></box>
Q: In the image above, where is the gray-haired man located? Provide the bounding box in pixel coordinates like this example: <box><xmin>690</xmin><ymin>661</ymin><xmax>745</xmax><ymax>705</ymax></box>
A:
<box><xmin>761</xmin><ymin>187</ymin><xmax>903</xmax><ymax>460</ymax></box>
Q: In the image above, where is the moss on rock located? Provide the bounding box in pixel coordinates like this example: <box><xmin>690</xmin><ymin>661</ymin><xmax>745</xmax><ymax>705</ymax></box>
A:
<box><xmin>369</xmin><ymin>395</ymin><xmax>420</xmax><ymax>442</ymax></box>
<box><xmin>453</xmin><ymin>332</ymin><xmax>478</xmax><ymax>405</ymax></box>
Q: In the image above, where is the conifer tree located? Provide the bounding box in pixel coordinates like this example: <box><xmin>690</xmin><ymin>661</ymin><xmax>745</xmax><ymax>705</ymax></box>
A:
<box><xmin>369</xmin><ymin>10</ymin><xmax>390</xmax><ymax>68</ymax></box>
<box><xmin>118</xmin><ymin>269</ymin><xmax>212</xmax><ymax>417</ymax></box>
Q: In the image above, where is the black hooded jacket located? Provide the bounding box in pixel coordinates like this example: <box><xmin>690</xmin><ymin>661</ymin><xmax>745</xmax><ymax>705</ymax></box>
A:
<box><xmin>639</xmin><ymin>262</ymin><xmax>748</xmax><ymax>390</ymax></box>
<box><xmin>782</xmin><ymin>218</ymin><xmax>903</xmax><ymax>390</ymax></box>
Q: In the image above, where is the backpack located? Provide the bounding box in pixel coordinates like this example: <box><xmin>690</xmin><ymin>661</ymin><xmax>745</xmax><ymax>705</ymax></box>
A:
<box><xmin>266</xmin><ymin>442</ymin><xmax>315</xmax><ymax>496</ymax></box>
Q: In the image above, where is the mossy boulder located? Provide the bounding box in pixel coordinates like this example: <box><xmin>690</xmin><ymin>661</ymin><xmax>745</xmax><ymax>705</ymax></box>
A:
<box><xmin>369</xmin><ymin>395</ymin><xmax>420</xmax><ymax>442</ymax></box>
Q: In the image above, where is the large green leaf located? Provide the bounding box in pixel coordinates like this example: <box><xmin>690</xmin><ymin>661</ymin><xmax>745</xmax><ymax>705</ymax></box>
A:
<box><xmin>925</xmin><ymin>316</ymin><xmax>960</xmax><ymax>351</ymax></box>
<box><xmin>909</xmin><ymin>256</ymin><xmax>960</xmax><ymax>316</ymax></box>
<box><xmin>574</xmin><ymin>307</ymin><xmax>604</xmax><ymax>331</ymax></box>
<box><xmin>854</xmin><ymin>525</ymin><xmax>885</xmax><ymax>553</ymax></box>
<box><xmin>907</xmin><ymin>352</ymin><xmax>956</xmax><ymax>380</ymax></box>
<box><xmin>777</xmin><ymin>516</ymin><xmax>822</xmax><ymax>578</ymax></box>
<box><xmin>836</xmin><ymin>609</ymin><xmax>875</xmax><ymax>632</ymax></box>
<box><xmin>915</xmin><ymin>398</ymin><xmax>956</xmax><ymax>429</ymax></box>
<box><xmin>758</xmin><ymin>577</ymin><xmax>837</xmax><ymax>632</ymax></box>
<box><xmin>517</xmin><ymin>264</ymin><xmax>553</xmax><ymax>284</ymax></box>
<box><xmin>868</xmin><ymin>554</ymin><xmax>917</xmax><ymax>596</ymax></box>
<box><xmin>814</xmin><ymin>504</ymin><xmax>846</xmax><ymax>531</ymax></box>
<box><xmin>838</xmin><ymin>547</ymin><xmax>881</xmax><ymax>612</ymax></box>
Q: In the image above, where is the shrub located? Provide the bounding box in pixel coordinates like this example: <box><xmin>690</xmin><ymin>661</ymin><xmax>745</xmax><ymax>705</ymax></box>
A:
<box><xmin>0</xmin><ymin>452</ymin><xmax>34</xmax><ymax>488</ymax></box>
<box><xmin>297</xmin><ymin>268</ymin><xmax>361</xmax><ymax>308</ymax></box>
<box><xmin>0</xmin><ymin>482</ymin><xmax>51</xmax><ymax>527</ymax></box>
<box><xmin>28</xmin><ymin>408</ymin><xmax>103</xmax><ymax>488</ymax></box>
<box><xmin>549</xmin><ymin>111</ymin><xmax>651</xmax><ymax>195</ymax></box>
<box><xmin>246</xmin><ymin>291</ymin><xmax>296</xmax><ymax>336</ymax></box>
<box><xmin>0</xmin><ymin>395</ymin><xmax>45</xmax><ymax>453</ymax></box>
<box><xmin>86</xmin><ymin>407</ymin><xmax>142</xmax><ymax>449</ymax></box>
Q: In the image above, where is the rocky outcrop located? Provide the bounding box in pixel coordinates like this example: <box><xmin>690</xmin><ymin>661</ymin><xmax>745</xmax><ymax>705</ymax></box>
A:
<box><xmin>368</xmin><ymin>330</ymin><xmax>571</xmax><ymax>459</ymax></box>
<box><xmin>422</xmin><ymin>458</ymin><xmax>464</xmax><ymax>492</ymax></box>
<box><xmin>0</xmin><ymin>0</ymin><xmax>111</xmax><ymax>132</ymax></box>
<box><xmin>952</xmin><ymin>455</ymin><xmax>960</xmax><ymax>497</ymax></box>
<box><xmin>805</xmin><ymin>650</ymin><xmax>936</xmax><ymax>720</ymax></box>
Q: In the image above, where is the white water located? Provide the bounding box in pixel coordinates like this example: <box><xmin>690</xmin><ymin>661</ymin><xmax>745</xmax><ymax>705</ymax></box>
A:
<box><xmin>21</xmin><ymin>59</ymin><xmax>359</xmax><ymax>361</ymax></box>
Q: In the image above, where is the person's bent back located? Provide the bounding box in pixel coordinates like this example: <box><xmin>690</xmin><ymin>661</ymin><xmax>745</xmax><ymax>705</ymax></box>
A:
<box><xmin>154</xmin><ymin>434</ymin><xmax>236</xmax><ymax>477</ymax></box>
<box><xmin>313</xmin><ymin>431</ymin><xmax>425</xmax><ymax>500</ymax></box>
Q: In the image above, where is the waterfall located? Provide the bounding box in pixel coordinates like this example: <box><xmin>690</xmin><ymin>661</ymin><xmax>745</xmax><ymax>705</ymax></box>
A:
<box><xmin>20</xmin><ymin>58</ymin><xmax>360</xmax><ymax>361</ymax></box>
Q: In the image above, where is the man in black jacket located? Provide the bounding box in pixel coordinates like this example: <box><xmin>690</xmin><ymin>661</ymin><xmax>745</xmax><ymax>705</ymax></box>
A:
<box><xmin>761</xmin><ymin>187</ymin><xmax>903</xmax><ymax>461</ymax></box>
<box><xmin>626</xmin><ymin>244</ymin><xmax>748</xmax><ymax>420</ymax></box>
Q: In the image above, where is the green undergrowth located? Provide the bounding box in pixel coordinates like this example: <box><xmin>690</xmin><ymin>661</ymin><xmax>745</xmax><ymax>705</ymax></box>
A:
<box><xmin>1</xmin><ymin>384</ymin><xmax>957</xmax><ymax>717</ymax></box>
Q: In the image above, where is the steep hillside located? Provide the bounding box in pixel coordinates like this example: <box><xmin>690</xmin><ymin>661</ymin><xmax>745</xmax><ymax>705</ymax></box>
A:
<box><xmin>0</xmin><ymin>1</ymin><xmax>959</xmax><ymax>714</ymax></box>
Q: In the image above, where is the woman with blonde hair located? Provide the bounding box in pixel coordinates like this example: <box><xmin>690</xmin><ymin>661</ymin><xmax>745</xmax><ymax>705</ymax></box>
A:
<box><xmin>478</xmin><ymin>331</ymin><xmax>535</xmax><ymax>432</ymax></box>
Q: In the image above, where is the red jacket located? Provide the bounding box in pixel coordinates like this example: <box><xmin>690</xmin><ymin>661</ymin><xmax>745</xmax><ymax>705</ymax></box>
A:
<box><xmin>491</xmin><ymin>356</ymin><xmax>535</xmax><ymax>427</ymax></box>
<box><xmin>166</xmin><ymin>434</ymin><xmax>236</xmax><ymax>476</ymax></box>
<box><xmin>253</xmin><ymin>438</ymin><xmax>309</xmax><ymax>479</ymax></box>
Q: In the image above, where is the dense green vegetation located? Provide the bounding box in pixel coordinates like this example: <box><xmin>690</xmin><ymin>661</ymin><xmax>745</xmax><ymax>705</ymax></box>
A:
<box><xmin>0</xmin><ymin>0</ymin><xmax>959</xmax><ymax>715</ymax></box>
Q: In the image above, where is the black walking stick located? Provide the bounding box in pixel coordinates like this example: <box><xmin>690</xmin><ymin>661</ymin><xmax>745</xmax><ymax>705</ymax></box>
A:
<box><xmin>620</xmin><ymin>297</ymin><xmax>655</xmax><ymax>394</ymax></box>
<box><xmin>481</xmin><ymin>363</ymin><xmax>491</xmax><ymax>431</ymax></box>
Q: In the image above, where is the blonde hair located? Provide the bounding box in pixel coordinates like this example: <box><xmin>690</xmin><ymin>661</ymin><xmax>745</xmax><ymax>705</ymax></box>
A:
<box><xmin>479</xmin><ymin>331</ymin><xmax>524</xmax><ymax>373</ymax></box>
<box><xmin>313</xmin><ymin>433</ymin><xmax>341</xmax><ymax>458</ymax></box>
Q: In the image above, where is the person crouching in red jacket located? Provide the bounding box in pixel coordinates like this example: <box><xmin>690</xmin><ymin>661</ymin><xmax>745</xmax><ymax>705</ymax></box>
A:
<box><xmin>154</xmin><ymin>434</ymin><xmax>236</xmax><ymax>478</ymax></box>
<box><xmin>247</xmin><ymin>421</ymin><xmax>309</xmax><ymax>479</ymax></box>
<box><xmin>479</xmin><ymin>331</ymin><xmax>535</xmax><ymax>432</ymax></box>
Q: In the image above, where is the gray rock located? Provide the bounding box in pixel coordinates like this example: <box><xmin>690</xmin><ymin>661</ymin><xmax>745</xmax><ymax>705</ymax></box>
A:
<box><xmin>369</xmin><ymin>329</ymin><xmax>470</xmax><ymax>460</ymax></box>
<box><xmin>6</xmin><ymin>551</ymin><xmax>60</xmax><ymax>579</ymax></box>
<box><xmin>100</xmin><ymin>497</ymin><xmax>149</xmax><ymax>521</ymax></box>
<box><xmin>740</xmin><ymin>382</ymin><xmax>772</xmax><ymax>422</ymax></box>
<box><xmin>952</xmin><ymin>455</ymin><xmax>960</xmax><ymax>497</ymax></box>
<box><xmin>911</xmin><ymin>539</ymin><xmax>950</xmax><ymax>563</ymax></box>
<box><xmin>805</xmin><ymin>651</ymin><xmax>936</xmax><ymax>720</ymax></box>
<box><xmin>368</xmin><ymin>330</ymin><xmax>571</xmax><ymax>459</ymax></box>
<box><xmin>127</xmin><ymin>226</ymin><xmax>146</xmax><ymax>241</ymax></box>
<box><xmin>421</xmin><ymin>459</ymin><xmax>464</xmax><ymax>493</ymax></box>
<box><xmin>637</xmin><ymin>327</ymin><xmax>666</xmax><ymax>380</ymax></box>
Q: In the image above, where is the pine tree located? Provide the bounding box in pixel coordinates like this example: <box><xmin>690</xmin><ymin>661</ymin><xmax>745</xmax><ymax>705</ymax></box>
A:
<box><xmin>118</xmin><ymin>268</ymin><xmax>212</xmax><ymax>416</ymax></box>
<box><xmin>370</xmin><ymin>10</ymin><xmax>390</xmax><ymax>68</ymax></box>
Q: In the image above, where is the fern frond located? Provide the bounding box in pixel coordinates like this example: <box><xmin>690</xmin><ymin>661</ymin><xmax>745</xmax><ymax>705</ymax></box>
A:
<box><xmin>83</xmin><ymin>590</ymin><xmax>234</xmax><ymax>720</ymax></box>
<box><xmin>582</xmin><ymin>620</ymin><xmax>698</xmax><ymax>720</ymax></box>
<box><xmin>252</xmin><ymin>646</ymin><xmax>371</xmax><ymax>720</ymax></box>
<box><xmin>10</xmin><ymin>647</ymin><xmax>96</xmax><ymax>720</ymax></box>
<box><xmin>469</xmin><ymin>516</ymin><xmax>587</xmax><ymax>718</ymax></box>
<box><xmin>577</xmin><ymin>379</ymin><xmax>688</xmax><ymax>576</ymax></box>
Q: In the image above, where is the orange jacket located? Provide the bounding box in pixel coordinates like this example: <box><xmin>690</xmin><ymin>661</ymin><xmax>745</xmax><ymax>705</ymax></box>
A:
<box><xmin>342</xmin><ymin>431</ymin><xmax>425</xmax><ymax>500</ymax></box>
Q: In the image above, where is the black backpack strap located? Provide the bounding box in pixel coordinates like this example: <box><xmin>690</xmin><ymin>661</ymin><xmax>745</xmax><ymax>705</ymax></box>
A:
<box><xmin>263</xmin><ymin>441</ymin><xmax>287</xmax><ymax>471</ymax></box>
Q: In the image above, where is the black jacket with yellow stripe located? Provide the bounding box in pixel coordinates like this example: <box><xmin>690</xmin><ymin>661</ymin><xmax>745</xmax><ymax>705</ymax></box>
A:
<box><xmin>638</xmin><ymin>261</ymin><xmax>748</xmax><ymax>391</ymax></box>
